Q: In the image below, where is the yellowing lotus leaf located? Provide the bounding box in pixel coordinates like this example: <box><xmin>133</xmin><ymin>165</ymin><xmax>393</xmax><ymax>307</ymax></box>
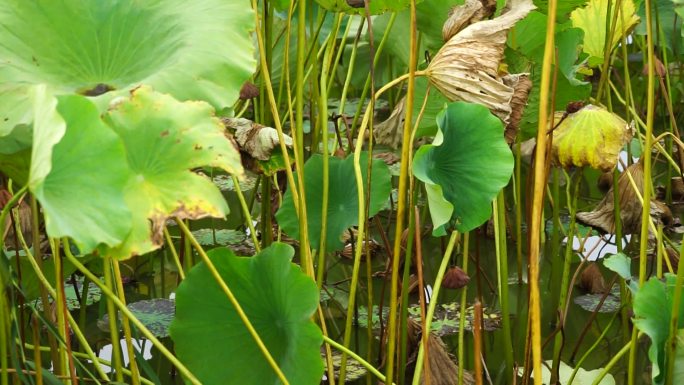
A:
<box><xmin>570</xmin><ymin>0</ymin><xmax>639</xmax><ymax>66</ymax></box>
<box><xmin>102</xmin><ymin>86</ymin><xmax>244</xmax><ymax>259</ymax></box>
<box><xmin>552</xmin><ymin>104</ymin><xmax>632</xmax><ymax>172</ymax></box>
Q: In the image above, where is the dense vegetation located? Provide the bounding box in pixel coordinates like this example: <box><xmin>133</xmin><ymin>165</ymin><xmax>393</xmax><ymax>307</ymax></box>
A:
<box><xmin>1</xmin><ymin>0</ymin><xmax>683</xmax><ymax>384</ymax></box>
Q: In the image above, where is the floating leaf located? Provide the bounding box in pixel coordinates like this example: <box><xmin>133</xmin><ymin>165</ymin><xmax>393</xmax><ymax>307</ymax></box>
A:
<box><xmin>276</xmin><ymin>152</ymin><xmax>392</xmax><ymax>252</ymax></box>
<box><xmin>103</xmin><ymin>87</ymin><xmax>244</xmax><ymax>259</ymax></box>
<box><xmin>413</xmin><ymin>102</ymin><xmax>514</xmax><ymax>233</ymax></box>
<box><xmin>571</xmin><ymin>0</ymin><xmax>640</xmax><ymax>66</ymax></box>
<box><xmin>573</xmin><ymin>293</ymin><xmax>621</xmax><ymax>313</ymax></box>
<box><xmin>35</xmin><ymin>277</ymin><xmax>101</xmax><ymax>312</ymax></box>
<box><xmin>552</xmin><ymin>104</ymin><xmax>632</xmax><ymax>172</ymax></box>
<box><xmin>324</xmin><ymin>350</ymin><xmax>367</xmax><ymax>382</ymax></box>
<box><xmin>213</xmin><ymin>173</ymin><xmax>258</xmax><ymax>192</ymax></box>
<box><xmin>191</xmin><ymin>229</ymin><xmax>246</xmax><ymax>247</ymax></box>
<box><xmin>171</xmin><ymin>243</ymin><xmax>323</xmax><ymax>385</ymax></box>
<box><xmin>101</xmin><ymin>299</ymin><xmax>175</xmax><ymax>338</ymax></box>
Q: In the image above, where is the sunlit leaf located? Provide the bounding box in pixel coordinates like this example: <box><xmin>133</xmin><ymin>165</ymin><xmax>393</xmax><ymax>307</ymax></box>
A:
<box><xmin>170</xmin><ymin>243</ymin><xmax>323</xmax><ymax>385</ymax></box>
<box><xmin>31</xmin><ymin>94</ymin><xmax>131</xmax><ymax>252</ymax></box>
<box><xmin>570</xmin><ymin>0</ymin><xmax>639</xmax><ymax>66</ymax></box>
<box><xmin>520</xmin><ymin>360</ymin><xmax>615</xmax><ymax>384</ymax></box>
<box><xmin>0</xmin><ymin>0</ymin><xmax>255</xmax><ymax>108</ymax></box>
<box><xmin>413</xmin><ymin>102</ymin><xmax>514</xmax><ymax>233</ymax></box>
<box><xmin>276</xmin><ymin>152</ymin><xmax>392</xmax><ymax>252</ymax></box>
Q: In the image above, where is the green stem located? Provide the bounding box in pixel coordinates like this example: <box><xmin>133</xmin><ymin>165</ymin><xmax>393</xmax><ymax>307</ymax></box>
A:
<box><xmin>163</xmin><ymin>228</ymin><xmax>185</xmax><ymax>280</ymax></box>
<box><xmin>592</xmin><ymin>339</ymin><xmax>634</xmax><ymax>385</ymax></box>
<box><xmin>410</xmin><ymin>231</ymin><xmax>459</xmax><ymax>385</ymax></box>
<box><xmin>323</xmin><ymin>336</ymin><xmax>396</xmax><ymax>385</ymax></box>
<box><xmin>385</xmin><ymin>3</ymin><xmax>418</xmax><ymax>383</ymax></box>
<box><xmin>232</xmin><ymin>176</ymin><xmax>261</xmax><ymax>253</ymax></box>
<box><xmin>112</xmin><ymin>261</ymin><xmax>141</xmax><ymax>385</ymax></box>
<box><xmin>568</xmin><ymin>308</ymin><xmax>621</xmax><ymax>384</ymax></box>
<box><xmin>103</xmin><ymin>256</ymin><xmax>124</xmax><ymax>382</ymax></box>
<box><xmin>458</xmin><ymin>233</ymin><xmax>470</xmax><ymax>385</ymax></box>
<box><xmin>494</xmin><ymin>192</ymin><xmax>514</xmax><ymax>377</ymax></box>
<box><xmin>64</xmin><ymin>250</ymin><xmax>202</xmax><ymax>385</ymax></box>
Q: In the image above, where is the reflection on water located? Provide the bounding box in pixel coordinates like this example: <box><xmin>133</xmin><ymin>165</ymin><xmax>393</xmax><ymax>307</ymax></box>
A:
<box><xmin>95</xmin><ymin>338</ymin><xmax>153</xmax><ymax>373</ymax></box>
<box><xmin>564</xmin><ymin>233</ymin><xmax>631</xmax><ymax>261</ymax></box>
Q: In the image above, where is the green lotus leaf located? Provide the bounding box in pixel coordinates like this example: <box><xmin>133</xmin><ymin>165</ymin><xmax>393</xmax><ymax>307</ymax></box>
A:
<box><xmin>552</xmin><ymin>104</ymin><xmax>632</xmax><ymax>172</ymax></box>
<box><xmin>413</xmin><ymin>102</ymin><xmax>514</xmax><ymax>233</ymax></box>
<box><xmin>275</xmin><ymin>152</ymin><xmax>392</xmax><ymax>252</ymax></box>
<box><xmin>0</xmin><ymin>0</ymin><xmax>255</xmax><ymax>108</ymax></box>
<box><xmin>170</xmin><ymin>243</ymin><xmax>323</xmax><ymax>385</ymax></box>
<box><xmin>31</xmin><ymin>94</ymin><xmax>132</xmax><ymax>252</ymax></box>
<box><xmin>314</xmin><ymin>0</ymin><xmax>411</xmax><ymax>15</ymax></box>
<box><xmin>633</xmin><ymin>274</ymin><xmax>684</xmax><ymax>385</ymax></box>
<box><xmin>521</xmin><ymin>360</ymin><xmax>615</xmax><ymax>385</ymax></box>
<box><xmin>102</xmin><ymin>86</ymin><xmax>244</xmax><ymax>259</ymax></box>
<box><xmin>570</xmin><ymin>0</ymin><xmax>639</xmax><ymax>66</ymax></box>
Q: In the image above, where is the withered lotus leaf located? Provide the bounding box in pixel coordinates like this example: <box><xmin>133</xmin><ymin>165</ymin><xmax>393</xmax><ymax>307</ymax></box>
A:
<box><xmin>426</xmin><ymin>0</ymin><xmax>535</xmax><ymax>124</ymax></box>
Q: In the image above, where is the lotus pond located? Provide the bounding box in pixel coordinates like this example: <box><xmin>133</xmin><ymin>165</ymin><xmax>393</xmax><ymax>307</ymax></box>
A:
<box><xmin>1</xmin><ymin>0</ymin><xmax>684</xmax><ymax>385</ymax></box>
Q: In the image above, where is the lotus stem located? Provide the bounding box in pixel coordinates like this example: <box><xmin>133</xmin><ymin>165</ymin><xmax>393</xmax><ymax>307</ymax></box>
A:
<box><xmin>568</xmin><ymin>307</ymin><xmax>621</xmax><ymax>385</ymax></box>
<box><xmin>103</xmin><ymin>255</ymin><xmax>124</xmax><ymax>382</ymax></box>
<box><xmin>323</xmin><ymin>336</ymin><xmax>396</xmax><ymax>385</ymax></box>
<box><xmin>527</xmin><ymin>0</ymin><xmax>558</xmax><ymax>382</ymax></box>
<box><xmin>231</xmin><ymin>175</ymin><xmax>261</xmax><ymax>253</ymax></box>
<box><xmin>458</xmin><ymin>232</ymin><xmax>470</xmax><ymax>385</ymax></box>
<box><xmin>411</xmin><ymin>231</ymin><xmax>459</xmax><ymax>385</ymax></box>
<box><xmin>593</xmin><ymin>339</ymin><xmax>634</xmax><ymax>385</ymax></box>
<box><xmin>112</xmin><ymin>260</ymin><xmax>141</xmax><ymax>385</ymax></box>
<box><xmin>494</xmin><ymin>191</ymin><xmax>514</xmax><ymax>378</ymax></box>
<box><xmin>163</xmin><ymin>228</ymin><xmax>185</xmax><ymax>280</ymax></box>
<box><xmin>64</xmin><ymin>247</ymin><xmax>202</xmax><ymax>385</ymax></box>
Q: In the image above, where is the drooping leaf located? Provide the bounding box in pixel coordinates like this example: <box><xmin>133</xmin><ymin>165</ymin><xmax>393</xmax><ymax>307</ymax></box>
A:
<box><xmin>170</xmin><ymin>243</ymin><xmax>323</xmax><ymax>385</ymax></box>
<box><xmin>570</xmin><ymin>0</ymin><xmax>640</xmax><ymax>66</ymax></box>
<box><xmin>425</xmin><ymin>0</ymin><xmax>535</xmax><ymax>123</ymax></box>
<box><xmin>413</xmin><ymin>102</ymin><xmax>514</xmax><ymax>233</ymax></box>
<box><xmin>102</xmin><ymin>86</ymin><xmax>244</xmax><ymax>259</ymax></box>
<box><xmin>603</xmin><ymin>252</ymin><xmax>632</xmax><ymax>280</ymax></box>
<box><xmin>31</xmin><ymin>94</ymin><xmax>132</xmax><ymax>252</ymax></box>
<box><xmin>633</xmin><ymin>274</ymin><xmax>684</xmax><ymax>384</ymax></box>
<box><xmin>275</xmin><ymin>152</ymin><xmax>392</xmax><ymax>252</ymax></box>
<box><xmin>552</xmin><ymin>104</ymin><xmax>632</xmax><ymax>171</ymax></box>
<box><xmin>0</xmin><ymin>0</ymin><xmax>255</xmax><ymax>108</ymax></box>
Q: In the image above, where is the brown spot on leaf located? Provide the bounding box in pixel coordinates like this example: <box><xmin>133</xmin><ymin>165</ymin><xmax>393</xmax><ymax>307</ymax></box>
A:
<box><xmin>160</xmin><ymin>130</ymin><xmax>169</xmax><ymax>137</ymax></box>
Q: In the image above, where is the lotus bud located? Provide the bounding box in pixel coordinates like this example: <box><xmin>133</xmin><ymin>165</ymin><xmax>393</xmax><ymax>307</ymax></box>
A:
<box><xmin>239</xmin><ymin>81</ymin><xmax>259</xmax><ymax>100</ymax></box>
<box><xmin>442</xmin><ymin>266</ymin><xmax>470</xmax><ymax>289</ymax></box>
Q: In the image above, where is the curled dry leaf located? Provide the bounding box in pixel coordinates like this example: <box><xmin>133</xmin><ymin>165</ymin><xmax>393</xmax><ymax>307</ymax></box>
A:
<box><xmin>442</xmin><ymin>0</ymin><xmax>496</xmax><ymax>41</ymax></box>
<box><xmin>503</xmin><ymin>73</ymin><xmax>532</xmax><ymax>144</ymax></box>
<box><xmin>239</xmin><ymin>81</ymin><xmax>259</xmax><ymax>100</ymax></box>
<box><xmin>374</xmin><ymin>96</ymin><xmax>405</xmax><ymax>149</ymax></box>
<box><xmin>404</xmin><ymin>317</ymin><xmax>475</xmax><ymax>385</ymax></box>
<box><xmin>552</xmin><ymin>104</ymin><xmax>633</xmax><ymax>172</ymax></box>
<box><xmin>576</xmin><ymin>162</ymin><xmax>673</xmax><ymax>235</ymax></box>
<box><xmin>223</xmin><ymin>117</ymin><xmax>293</xmax><ymax>161</ymax></box>
<box><xmin>426</xmin><ymin>0</ymin><xmax>535</xmax><ymax>124</ymax></box>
